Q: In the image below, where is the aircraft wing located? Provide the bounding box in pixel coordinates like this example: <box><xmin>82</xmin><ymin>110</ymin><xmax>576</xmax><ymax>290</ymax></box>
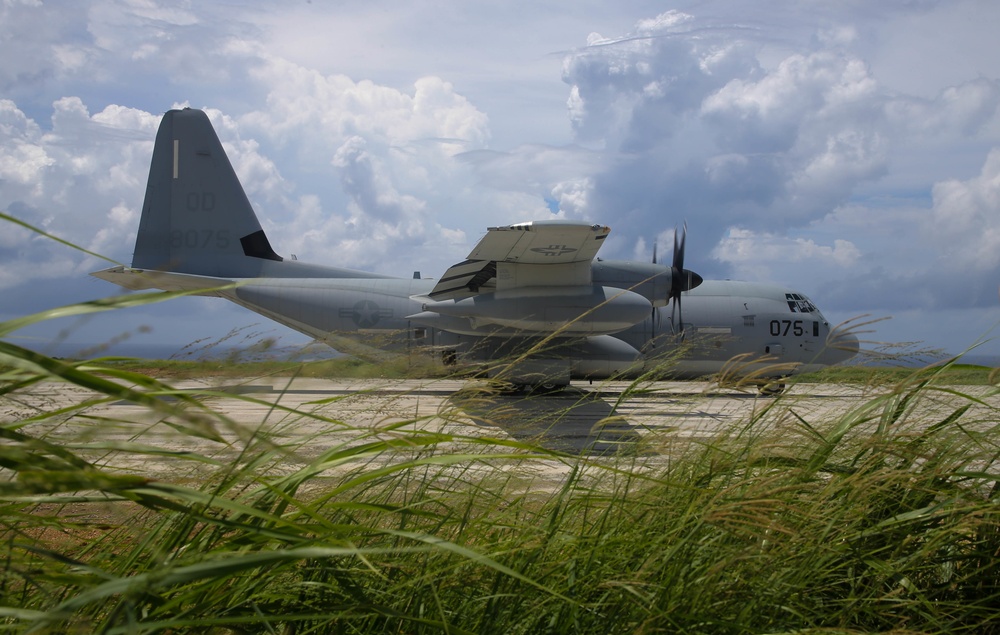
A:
<box><xmin>427</xmin><ymin>220</ymin><xmax>611</xmax><ymax>300</ymax></box>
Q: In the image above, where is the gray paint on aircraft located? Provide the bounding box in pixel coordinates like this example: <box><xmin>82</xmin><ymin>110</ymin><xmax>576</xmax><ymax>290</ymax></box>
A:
<box><xmin>94</xmin><ymin>108</ymin><xmax>859</xmax><ymax>388</ymax></box>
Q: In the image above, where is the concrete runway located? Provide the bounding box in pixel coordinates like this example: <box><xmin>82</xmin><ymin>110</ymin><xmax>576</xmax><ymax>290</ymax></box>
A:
<box><xmin>9</xmin><ymin>377</ymin><xmax>996</xmax><ymax>486</ymax></box>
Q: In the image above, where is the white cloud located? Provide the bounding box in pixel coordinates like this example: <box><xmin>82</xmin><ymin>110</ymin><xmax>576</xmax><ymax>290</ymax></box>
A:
<box><xmin>242</xmin><ymin>55</ymin><xmax>490</xmax><ymax>153</ymax></box>
<box><xmin>559</xmin><ymin>16</ymin><xmax>900</xmax><ymax>240</ymax></box>
<box><xmin>929</xmin><ymin>148</ymin><xmax>1000</xmax><ymax>270</ymax></box>
<box><xmin>0</xmin><ymin>2</ymin><xmax>87</xmax><ymax>89</ymax></box>
<box><xmin>702</xmin><ymin>52</ymin><xmax>878</xmax><ymax>130</ymax></box>
<box><xmin>215</xmin><ymin>52</ymin><xmax>502</xmax><ymax>270</ymax></box>
<box><xmin>0</xmin><ymin>124</ymin><xmax>52</xmax><ymax>190</ymax></box>
<box><xmin>712</xmin><ymin>227</ymin><xmax>861</xmax><ymax>280</ymax></box>
<box><xmin>201</xmin><ymin>108</ymin><xmax>291</xmax><ymax>208</ymax></box>
<box><xmin>0</xmin><ymin>98</ymin><xmax>158</xmax><ymax>289</ymax></box>
<box><xmin>333</xmin><ymin>135</ymin><xmax>423</xmax><ymax>224</ymax></box>
<box><xmin>550</xmin><ymin>178</ymin><xmax>592</xmax><ymax>218</ymax></box>
<box><xmin>885</xmin><ymin>78</ymin><xmax>1000</xmax><ymax>138</ymax></box>
<box><xmin>700</xmin><ymin>51</ymin><xmax>887</xmax><ymax>210</ymax></box>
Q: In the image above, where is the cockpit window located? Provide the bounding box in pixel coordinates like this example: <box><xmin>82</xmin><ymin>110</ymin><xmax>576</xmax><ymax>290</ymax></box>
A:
<box><xmin>786</xmin><ymin>293</ymin><xmax>818</xmax><ymax>314</ymax></box>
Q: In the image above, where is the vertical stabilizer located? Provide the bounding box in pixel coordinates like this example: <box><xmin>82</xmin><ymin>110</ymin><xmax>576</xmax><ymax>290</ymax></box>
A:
<box><xmin>133</xmin><ymin>108</ymin><xmax>282</xmax><ymax>277</ymax></box>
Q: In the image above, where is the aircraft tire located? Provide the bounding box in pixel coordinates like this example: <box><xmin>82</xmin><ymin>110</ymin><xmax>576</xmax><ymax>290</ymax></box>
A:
<box><xmin>759</xmin><ymin>381</ymin><xmax>787</xmax><ymax>397</ymax></box>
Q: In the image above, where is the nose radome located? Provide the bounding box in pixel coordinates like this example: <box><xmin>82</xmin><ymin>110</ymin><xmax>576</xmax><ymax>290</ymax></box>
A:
<box><xmin>824</xmin><ymin>326</ymin><xmax>860</xmax><ymax>364</ymax></box>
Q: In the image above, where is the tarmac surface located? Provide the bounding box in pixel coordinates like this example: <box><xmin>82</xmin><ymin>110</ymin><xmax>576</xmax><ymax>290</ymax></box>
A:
<box><xmin>7</xmin><ymin>377</ymin><xmax>998</xmax><ymax>486</ymax></box>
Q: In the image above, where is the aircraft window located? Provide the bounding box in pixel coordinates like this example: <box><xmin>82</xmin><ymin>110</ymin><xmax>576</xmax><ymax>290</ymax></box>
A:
<box><xmin>785</xmin><ymin>293</ymin><xmax>818</xmax><ymax>313</ymax></box>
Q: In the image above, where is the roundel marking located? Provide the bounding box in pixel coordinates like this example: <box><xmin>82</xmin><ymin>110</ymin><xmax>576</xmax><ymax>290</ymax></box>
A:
<box><xmin>353</xmin><ymin>300</ymin><xmax>383</xmax><ymax>328</ymax></box>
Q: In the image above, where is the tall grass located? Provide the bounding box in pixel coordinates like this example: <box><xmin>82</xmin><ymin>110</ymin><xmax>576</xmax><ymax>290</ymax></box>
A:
<box><xmin>3</xmin><ymin>314</ymin><xmax>1000</xmax><ymax>633</ymax></box>
<box><xmin>2</xmin><ymin>215</ymin><xmax>1000</xmax><ymax>633</ymax></box>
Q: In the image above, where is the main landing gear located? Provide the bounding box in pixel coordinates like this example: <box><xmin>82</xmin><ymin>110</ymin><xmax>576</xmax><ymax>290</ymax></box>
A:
<box><xmin>758</xmin><ymin>380</ymin><xmax>788</xmax><ymax>396</ymax></box>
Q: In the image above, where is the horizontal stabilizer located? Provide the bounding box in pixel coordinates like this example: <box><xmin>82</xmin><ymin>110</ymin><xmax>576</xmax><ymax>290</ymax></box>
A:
<box><xmin>91</xmin><ymin>265</ymin><xmax>233</xmax><ymax>295</ymax></box>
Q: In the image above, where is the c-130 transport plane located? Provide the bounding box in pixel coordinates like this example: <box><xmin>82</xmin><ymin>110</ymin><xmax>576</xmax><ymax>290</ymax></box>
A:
<box><xmin>93</xmin><ymin>108</ymin><xmax>859</xmax><ymax>391</ymax></box>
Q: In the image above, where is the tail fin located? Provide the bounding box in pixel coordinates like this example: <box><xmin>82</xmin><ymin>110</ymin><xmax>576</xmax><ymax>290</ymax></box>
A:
<box><xmin>132</xmin><ymin>108</ymin><xmax>282</xmax><ymax>277</ymax></box>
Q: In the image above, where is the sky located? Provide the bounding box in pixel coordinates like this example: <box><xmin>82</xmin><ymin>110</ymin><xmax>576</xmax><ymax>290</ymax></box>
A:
<box><xmin>2</xmin><ymin>0</ymin><xmax>1000</xmax><ymax>361</ymax></box>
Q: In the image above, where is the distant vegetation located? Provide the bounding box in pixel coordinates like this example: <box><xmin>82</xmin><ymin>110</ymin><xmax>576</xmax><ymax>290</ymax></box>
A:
<box><xmin>87</xmin><ymin>353</ymin><xmax>453</xmax><ymax>381</ymax></box>
<box><xmin>82</xmin><ymin>354</ymin><xmax>1000</xmax><ymax>386</ymax></box>
<box><xmin>798</xmin><ymin>362</ymin><xmax>1000</xmax><ymax>386</ymax></box>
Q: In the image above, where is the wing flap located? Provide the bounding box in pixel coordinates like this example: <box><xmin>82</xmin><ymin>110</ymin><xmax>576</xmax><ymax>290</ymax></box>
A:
<box><xmin>427</xmin><ymin>260</ymin><xmax>497</xmax><ymax>301</ymax></box>
<box><xmin>428</xmin><ymin>221</ymin><xmax>610</xmax><ymax>300</ymax></box>
<box><xmin>470</xmin><ymin>220</ymin><xmax>609</xmax><ymax>264</ymax></box>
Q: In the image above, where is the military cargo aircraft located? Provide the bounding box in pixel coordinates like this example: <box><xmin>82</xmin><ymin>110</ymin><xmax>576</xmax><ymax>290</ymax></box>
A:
<box><xmin>92</xmin><ymin>108</ymin><xmax>859</xmax><ymax>390</ymax></box>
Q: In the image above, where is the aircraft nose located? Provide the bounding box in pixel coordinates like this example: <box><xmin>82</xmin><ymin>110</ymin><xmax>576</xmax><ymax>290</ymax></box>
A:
<box><xmin>823</xmin><ymin>325</ymin><xmax>860</xmax><ymax>365</ymax></box>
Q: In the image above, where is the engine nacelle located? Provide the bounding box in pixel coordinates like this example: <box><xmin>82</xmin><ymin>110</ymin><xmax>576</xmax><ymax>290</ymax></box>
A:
<box><xmin>592</xmin><ymin>260</ymin><xmax>673</xmax><ymax>307</ymax></box>
<box><xmin>422</xmin><ymin>285</ymin><xmax>651</xmax><ymax>336</ymax></box>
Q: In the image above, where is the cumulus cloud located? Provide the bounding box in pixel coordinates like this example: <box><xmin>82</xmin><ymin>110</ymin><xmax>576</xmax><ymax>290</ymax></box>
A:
<box><xmin>885</xmin><ymin>78</ymin><xmax>1000</xmax><ymax>138</ymax></box>
<box><xmin>327</xmin><ymin>134</ymin><xmax>433</xmax><ymax>266</ymax></box>
<box><xmin>0</xmin><ymin>99</ymin><xmax>160</xmax><ymax>286</ymax></box>
<box><xmin>211</xmin><ymin>52</ymin><xmax>501</xmax><ymax>270</ymax></box>
<box><xmin>564</xmin><ymin>10</ymin><xmax>757</xmax><ymax>150</ymax></box>
<box><xmin>200</xmin><ymin>108</ymin><xmax>291</xmax><ymax>209</ymax></box>
<box><xmin>712</xmin><ymin>227</ymin><xmax>861</xmax><ymax>280</ymax></box>
<box><xmin>929</xmin><ymin>148</ymin><xmax>1000</xmax><ymax>270</ymax></box>
<box><xmin>457</xmin><ymin>144</ymin><xmax>603</xmax><ymax>222</ymax></box>
<box><xmin>702</xmin><ymin>51</ymin><xmax>889</xmax><ymax>210</ymax></box>
<box><xmin>560</xmin><ymin>16</ymin><xmax>897</xmax><ymax>242</ymax></box>
<box><xmin>0</xmin><ymin>98</ymin><xmax>157</xmax><ymax>260</ymax></box>
<box><xmin>701</xmin><ymin>53</ymin><xmax>878</xmax><ymax>151</ymax></box>
<box><xmin>334</xmin><ymin>136</ymin><xmax>412</xmax><ymax>224</ymax></box>
<box><xmin>0</xmin><ymin>101</ymin><xmax>53</xmax><ymax>191</ymax></box>
<box><xmin>242</xmin><ymin>55</ymin><xmax>490</xmax><ymax>155</ymax></box>
<box><xmin>0</xmin><ymin>2</ymin><xmax>87</xmax><ymax>91</ymax></box>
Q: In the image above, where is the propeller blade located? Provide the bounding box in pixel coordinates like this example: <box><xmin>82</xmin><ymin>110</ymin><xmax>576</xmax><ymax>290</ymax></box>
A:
<box><xmin>672</xmin><ymin>223</ymin><xmax>685</xmax><ymax>273</ymax></box>
<box><xmin>670</xmin><ymin>225</ymin><xmax>684</xmax><ymax>337</ymax></box>
<box><xmin>666</xmin><ymin>223</ymin><xmax>703</xmax><ymax>338</ymax></box>
<box><xmin>650</xmin><ymin>240</ymin><xmax>660</xmax><ymax>344</ymax></box>
<box><xmin>670</xmin><ymin>294</ymin><xmax>684</xmax><ymax>340</ymax></box>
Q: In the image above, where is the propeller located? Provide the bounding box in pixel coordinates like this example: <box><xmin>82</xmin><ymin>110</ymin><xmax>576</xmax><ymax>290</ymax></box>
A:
<box><xmin>649</xmin><ymin>224</ymin><xmax>703</xmax><ymax>345</ymax></box>
<box><xmin>668</xmin><ymin>223</ymin><xmax>703</xmax><ymax>338</ymax></box>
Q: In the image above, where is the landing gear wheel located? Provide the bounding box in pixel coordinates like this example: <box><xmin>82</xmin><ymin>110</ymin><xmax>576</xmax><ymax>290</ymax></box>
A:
<box><xmin>487</xmin><ymin>381</ymin><xmax>524</xmax><ymax>395</ymax></box>
<box><xmin>759</xmin><ymin>381</ymin><xmax>787</xmax><ymax>396</ymax></box>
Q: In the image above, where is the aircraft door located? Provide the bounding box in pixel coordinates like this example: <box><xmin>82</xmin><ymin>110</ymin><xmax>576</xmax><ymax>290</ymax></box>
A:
<box><xmin>802</xmin><ymin>320</ymin><xmax>820</xmax><ymax>352</ymax></box>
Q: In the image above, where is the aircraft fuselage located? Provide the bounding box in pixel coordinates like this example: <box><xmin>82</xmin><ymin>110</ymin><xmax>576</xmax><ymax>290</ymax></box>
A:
<box><xmin>96</xmin><ymin>261</ymin><xmax>857</xmax><ymax>382</ymax></box>
<box><xmin>92</xmin><ymin>107</ymin><xmax>859</xmax><ymax>388</ymax></box>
